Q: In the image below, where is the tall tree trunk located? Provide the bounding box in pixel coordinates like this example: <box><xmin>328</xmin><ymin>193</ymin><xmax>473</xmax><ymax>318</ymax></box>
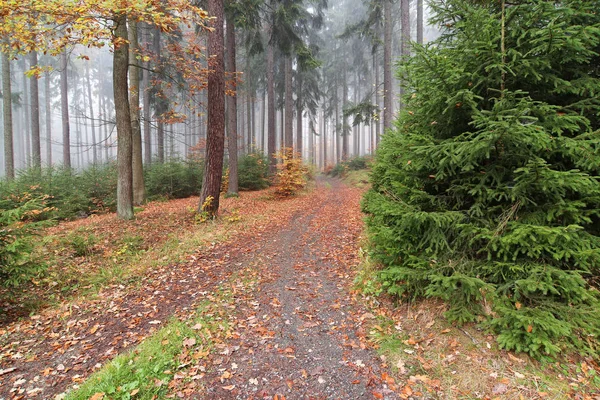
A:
<box><xmin>296</xmin><ymin>72</ymin><xmax>302</xmax><ymax>158</ymax></box>
<box><xmin>225</xmin><ymin>15</ymin><xmax>238</xmax><ymax>196</ymax></box>
<box><xmin>153</xmin><ymin>27</ymin><xmax>165</xmax><ymax>163</ymax></box>
<box><xmin>85</xmin><ymin>63</ymin><xmax>97</xmax><ymax>165</ymax></box>
<box><xmin>114</xmin><ymin>13</ymin><xmax>134</xmax><ymax>220</ymax></box>
<box><xmin>198</xmin><ymin>0</ymin><xmax>225</xmax><ymax>216</ymax></box>
<box><xmin>142</xmin><ymin>23</ymin><xmax>152</xmax><ymax>165</ymax></box>
<box><xmin>266</xmin><ymin>31</ymin><xmax>276</xmax><ymax>172</ymax></box>
<box><xmin>30</xmin><ymin>51</ymin><xmax>41</xmax><ymax>169</ymax></box>
<box><xmin>102</xmin><ymin>94</ymin><xmax>109</xmax><ymax>162</ymax></box>
<box><xmin>44</xmin><ymin>71</ymin><xmax>52</xmax><ymax>165</ymax></box>
<box><xmin>374</xmin><ymin>50</ymin><xmax>380</xmax><ymax>146</ymax></box>
<box><xmin>400</xmin><ymin>0</ymin><xmax>410</xmax><ymax>106</ymax></box>
<box><xmin>129</xmin><ymin>21</ymin><xmax>145</xmax><ymax>205</ymax></box>
<box><xmin>60</xmin><ymin>51</ymin><xmax>71</xmax><ymax>168</ymax></box>
<box><xmin>22</xmin><ymin>58</ymin><xmax>31</xmax><ymax>168</ymax></box>
<box><xmin>284</xmin><ymin>56</ymin><xmax>293</xmax><ymax>151</ymax></box>
<box><xmin>342</xmin><ymin>61</ymin><xmax>348</xmax><ymax>160</ymax></box>
<box><xmin>383</xmin><ymin>0</ymin><xmax>393</xmax><ymax>130</ymax></box>
<box><xmin>417</xmin><ymin>0</ymin><xmax>423</xmax><ymax>45</ymax></box>
<box><xmin>322</xmin><ymin>112</ymin><xmax>327</xmax><ymax>169</ymax></box>
<box><xmin>2</xmin><ymin>53</ymin><xmax>14</xmax><ymax>180</ymax></box>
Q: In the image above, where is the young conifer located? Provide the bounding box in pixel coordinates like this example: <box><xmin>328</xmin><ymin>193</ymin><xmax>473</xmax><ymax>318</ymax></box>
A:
<box><xmin>364</xmin><ymin>0</ymin><xmax>600</xmax><ymax>358</ymax></box>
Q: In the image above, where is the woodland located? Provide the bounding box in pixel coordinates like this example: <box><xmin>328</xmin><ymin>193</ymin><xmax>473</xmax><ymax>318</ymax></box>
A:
<box><xmin>1</xmin><ymin>0</ymin><xmax>600</xmax><ymax>399</ymax></box>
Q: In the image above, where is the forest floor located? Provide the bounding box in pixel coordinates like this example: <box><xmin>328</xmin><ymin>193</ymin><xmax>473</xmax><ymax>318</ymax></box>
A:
<box><xmin>1</xmin><ymin>176</ymin><xmax>599</xmax><ymax>400</ymax></box>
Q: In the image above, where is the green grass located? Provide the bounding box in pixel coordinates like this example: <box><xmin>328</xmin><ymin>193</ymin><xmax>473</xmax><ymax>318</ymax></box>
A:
<box><xmin>343</xmin><ymin>169</ymin><xmax>370</xmax><ymax>189</ymax></box>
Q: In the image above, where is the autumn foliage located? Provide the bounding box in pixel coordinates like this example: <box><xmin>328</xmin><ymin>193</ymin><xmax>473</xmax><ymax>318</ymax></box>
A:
<box><xmin>273</xmin><ymin>148</ymin><xmax>309</xmax><ymax>198</ymax></box>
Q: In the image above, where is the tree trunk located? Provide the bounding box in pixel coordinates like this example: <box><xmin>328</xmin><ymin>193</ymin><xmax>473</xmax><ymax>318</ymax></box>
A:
<box><xmin>400</xmin><ymin>0</ymin><xmax>410</xmax><ymax>106</ymax></box>
<box><xmin>266</xmin><ymin>32</ymin><xmax>276</xmax><ymax>172</ymax></box>
<box><xmin>153</xmin><ymin>27</ymin><xmax>165</xmax><ymax>163</ymax></box>
<box><xmin>45</xmin><ymin>71</ymin><xmax>52</xmax><ymax>165</ymax></box>
<box><xmin>342</xmin><ymin>61</ymin><xmax>348</xmax><ymax>161</ymax></box>
<box><xmin>198</xmin><ymin>0</ymin><xmax>225</xmax><ymax>216</ymax></box>
<box><xmin>417</xmin><ymin>0</ymin><xmax>423</xmax><ymax>45</ymax></box>
<box><xmin>30</xmin><ymin>51</ymin><xmax>41</xmax><ymax>169</ymax></box>
<box><xmin>129</xmin><ymin>21</ymin><xmax>145</xmax><ymax>205</ymax></box>
<box><xmin>296</xmin><ymin>72</ymin><xmax>302</xmax><ymax>158</ymax></box>
<box><xmin>22</xmin><ymin>58</ymin><xmax>31</xmax><ymax>168</ymax></box>
<box><xmin>85</xmin><ymin>62</ymin><xmax>97</xmax><ymax>165</ymax></box>
<box><xmin>284</xmin><ymin>56</ymin><xmax>293</xmax><ymax>152</ymax></box>
<box><xmin>114</xmin><ymin>13</ymin><xmax>134</xmax><ymax>220</ymax></box>
<box><xmin>374</xmin><ymin>50</ymin><xmax>380</xmax><ymax>146</ymax></box>
<box><xmin>225</xmin><ymin>15</ymin><xmax>238</xmax><ymax>196</ymax></box>
<box><xmin>60</xmin><ymin>51</ymin><xmax>71</xmax><ymax>169</ymax></box>
<box><xmin>142</xmin><ymin>23</ymin><xmax>152</xmax><ymax>165</ymax></box>
<box><xmin>383</xmin><ymin>0</ymin><xmax>393</xmax><ymax>130</ymax></box>
<box><xmin>2</xmin><ymin>52</ymin><xmax>14</xmax><ymax>180</ymax></box>
<box><xmin>322</xmin><ymin>112</ymin><xmax>327</xmax><ymax>169</ymax></box>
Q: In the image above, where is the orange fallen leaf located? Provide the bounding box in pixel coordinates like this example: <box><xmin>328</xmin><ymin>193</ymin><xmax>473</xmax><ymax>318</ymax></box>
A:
<box><xmin>89</xmin><ymin>393</ymin><xmax>105</xmax><ymax>400</ymax></box>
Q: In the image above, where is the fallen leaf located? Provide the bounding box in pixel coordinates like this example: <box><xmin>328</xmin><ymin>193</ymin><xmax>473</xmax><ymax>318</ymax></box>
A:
<box><xmin>222</xmin><ymin>385</ymin><xmax>235</xmax><ymax>391</ymax></box>
<box><xmin>89</xmin><ymin>393</ymin><xmax>105</xmax><ymax>400</ymax></box>
<box><xmin>183</xmin><ymin>337</ymin><xmax>196</xmax><ymax>347</ymax></box>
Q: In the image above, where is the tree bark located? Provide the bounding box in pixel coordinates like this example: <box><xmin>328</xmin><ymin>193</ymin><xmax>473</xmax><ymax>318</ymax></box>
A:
<box><xmin>129</xmin><ymin>21</ymin><xmax>145</xmax><ymax>205</ymax></box>
<box><xmin>400</xmin><ymin>0</ymin><xmax>410</xmax><ymax>106</ymax></box>
<box><xmin>417</xmin><ymin>0</ymin><xmax>423</xmax><ymax>45</ymax></box>
<box><xmin>142</xmin><ymin>23</ymin><xmax>152</xmax><ymax>165</ymax></box>
<box><xmin>266</xmin><ymin>32</ymin><xmax>276</xmax><ymax>172</ymax></box>
<box><xmin>45</xmin><ymin>71</ymin><xmax>52</xmax><ymax>165</ymax></box>
<box><xmin>198</xmin><ymin>0</ymin><xmax>226</xmax><ymax>216</ymax></box>
<box><xmin>114</xmin><ymin>13</ymin><xmax>134</xmax><ymax>220</ymax></box>
<box><xmin>284</xmin><ymin>56</ymin><xmax>293</xmax><ymax>151</ymax></box>
<box><xmin>2</xmin><ymin>52</ymin><xmax>14</xmax><ymax>180</ymax></box>
<box><xmin>60</xmin><ymin>51</ymin><xmax>71</xmax><ymax>169</ymax></box>
<box><xmin>30</xmin><ymin>51</ymin><xmax>41</xmax><ymax>169</ymax></box>
<box><xmin>374</xmin><ymin>50</ymin><xmax>380</xmax><ymax>146</ymax></box>
<box><xmin>383</xmin><ymin>0</ymin><xmax>393</xmax><ymax>130</ymax></box>
<box><xmin>225</xmin><ymin>15</ymin><xmax>238</xmax><ymax>196</ymax></box>
<box><xmin>153</xmin><ymin>27</ymin><xmax>165</xmax><ymax>163</ymax></box>
<box><xmin>296</xmin><ymin>72</ymin><xmax>302</xmax><ymax>158</ymax></box>
<box><xmin>342</xmin><ymin>60</ymin><xmax>348</xmax><ymax>161</ymax></box>
<box><xmin>85</xmin><ymin>62</ymin><xmax>97</xmax><ymax>165</ymax></box>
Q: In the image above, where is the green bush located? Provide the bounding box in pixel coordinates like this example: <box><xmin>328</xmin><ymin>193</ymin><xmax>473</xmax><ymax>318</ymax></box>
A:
<box><xmin>0</xmin><ymin>164</ymin><xmax>118</xmax><ymax>221</ymax></box>
<box><xmin>0</xmin><ymin>195</ymin><xmax>50</xmax><ymax>287</ymax></box>
<box><xmin>346</xmin><ymin>156</ymin><xmax>370</xmax><ymax>171</ymax></box>
<box><xmin>328</xmin><ymin>156</ymin><xmax>371</xmax><ymax>178</ymax></box>
<box><xmin>363</xmin><ymin>0</ymin><xmax>600</xmax><ymax>359</ymax></box>
<box><xmin>66</xmin><ymin>230</ymin><xmax>97</xmax><ymax>257</ymax></box>
<box><xmin>238</xmin><ymin>152</ymin><xmax>269</xmax><ymax>190</ymax></box>
<box><xmin>144</xmin><ymin>159</ymin><xmax>204</xmax><ymax>200</ymax></box>
<box><xmin>328</xmin><ymin>163</ymin><xmax>347</xmax><ymax>178</ymax></box>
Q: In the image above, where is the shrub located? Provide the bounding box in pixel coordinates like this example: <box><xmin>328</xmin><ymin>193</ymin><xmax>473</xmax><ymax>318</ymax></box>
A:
<box><xmin>145</xmin><ymin>159</ymin><xmax>204</xmax><ymax>200</ymax></box>
<box><xmin>363</xmin><ymin>0</ymin><xmax>600</xmax><ymax>359</ymax></box>
<box><xmin>0</xmin><ymin>195</ymin><xmax>51</xmax><ymax>287</ymax></box>
<box><xmin>0</xmin><ymin>164</ymin><xmax>118</xmax><ymax>221</ymax></box>
<box><xmin>274</xmin><ymin>149</ymin><xmax>309</xmax><ymax>197</ymax></box>
<box><xmin>238</xmin><ymin>152</ymin><xmax>269</xmax><ymax>191</ymax></box>
<box><xmin>328</xmin><ymin>163</ymin><xmax>347</xmax><ymax>178</ymax></box>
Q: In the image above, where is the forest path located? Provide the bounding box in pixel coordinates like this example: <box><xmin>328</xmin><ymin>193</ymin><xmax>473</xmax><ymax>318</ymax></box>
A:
<box><xmin>1</xmin><ymin>177</ymin><xmax>398</xmax><ymax>400</ymax></box>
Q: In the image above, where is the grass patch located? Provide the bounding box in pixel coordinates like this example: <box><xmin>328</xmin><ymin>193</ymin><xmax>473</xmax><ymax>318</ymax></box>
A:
<box><xmin>66</xmin><ymin>268</ymin><xmax>257</xmax><ymax>400</ymax></box>
<box><xmin>343</xmin><ymin>169</ymin><xmax>370</xmax><ymax>189</ymax></box>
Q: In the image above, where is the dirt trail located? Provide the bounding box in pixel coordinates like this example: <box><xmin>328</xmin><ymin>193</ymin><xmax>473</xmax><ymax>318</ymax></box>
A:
<box><xmin>1</xmin><ymin>178</ymin><xmax>398</xmax><ymax>399</ymax></box>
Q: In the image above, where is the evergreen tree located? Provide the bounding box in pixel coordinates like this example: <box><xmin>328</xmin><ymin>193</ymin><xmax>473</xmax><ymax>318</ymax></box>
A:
<box><xmin>364</xmin><ymin>0</ymin><xmax>600</xmax><ymax>358</ymax></box>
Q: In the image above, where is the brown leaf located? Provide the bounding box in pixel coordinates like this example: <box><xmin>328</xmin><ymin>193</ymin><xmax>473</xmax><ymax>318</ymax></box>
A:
<box><xmin>89</xmin><ymin>393</ymin><xmax>105</xmax><ymax>400</ymax></box>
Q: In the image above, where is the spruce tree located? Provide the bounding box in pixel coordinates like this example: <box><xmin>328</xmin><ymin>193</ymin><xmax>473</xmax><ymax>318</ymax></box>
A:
<box><xmin>363</xmin><ymin>0</ymin><xmax>600</xmax><ymax>358</ymax></box>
